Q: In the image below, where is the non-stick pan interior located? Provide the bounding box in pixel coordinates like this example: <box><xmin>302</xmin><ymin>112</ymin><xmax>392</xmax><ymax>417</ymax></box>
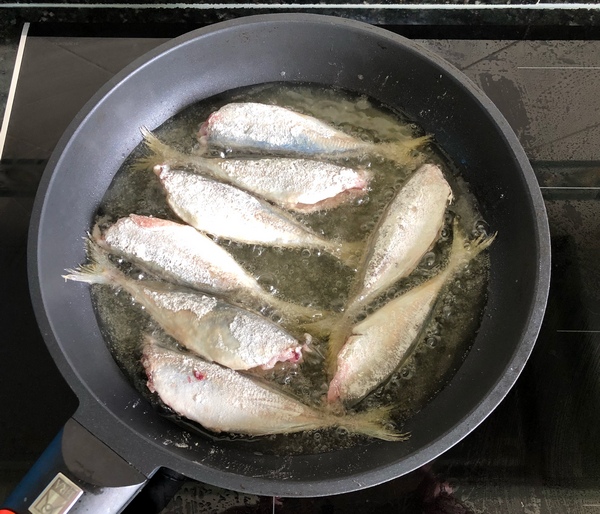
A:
<box><xmin>29</xmin><ymin>14</ymin><xmax>550</xmax><ymax>496</ymax></box>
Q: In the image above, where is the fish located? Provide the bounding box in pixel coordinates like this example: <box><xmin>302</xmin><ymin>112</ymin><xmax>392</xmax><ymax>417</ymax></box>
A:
<box><xmin>142</xmin><ymin>335</ymin><xmax>408</xmax><ymax>440</ymax></box>
<box><xmin>327</xmin><ymin>222</ymin><xmax>496</xmax><ymax>406</ymax></box>
<box><xmin>63</xmin><ymin>240</ymin><xmax>311</xmax><ymax>371</ymax></box>
<box><xmin>93</xmin><ymin>214</ymin><xmax>320</xmax><ymax>324</ymax></box>
<box><xmin>325</xmin><ymin>163</ymin><xmax>453</xmax><ymax>371</ymax></box>
<box><xmin>197</xmin><ymin>102</ymin><xmax>429</xmax><ymax>164</ymax></box>
<box><xmin>138</xmin><ymin>128</ymin><xmax>371</xmax><ymax>213</ymax></box>
<box><xmin>153</xmin><ymin>165</ymin><xmax>362</xmax><ymax>267</ymax></box>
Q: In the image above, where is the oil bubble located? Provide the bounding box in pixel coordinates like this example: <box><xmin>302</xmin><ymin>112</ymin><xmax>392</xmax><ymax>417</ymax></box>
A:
<box><xmin>473</xmin><ymin>219</ymin><xmax>489</xmax><ymax>237</ymax></box>
<box><xmin>421</xmin><ymin>251</ymin><xmax>436</xmax><ymax>269</ymax></box>
<box><xmin>383</xmin><ymin>187</ymin><xmax>396</xmax><ymax>201</ymax></box>
<box><xmin>426</xmin><ymin>336</ymin><xmax>440</xmax><ymax>348</ymax></box>
<box><xmin>384</xmin><ymin>421</ymin><xmax>397</xmax><ymax>432</ymax></box>
<box><xmin>258</xmin><ymin>272</ymin><xmax>278</xmax><ymax>291</ymax></box>
<box><xmin>336</xmin><ymin>427</ymin><xmax>349</xmax><ymax>436</ymax></box>
<box><xmin>330</xmin><ymin>298</ymin><xmax>346</xmax><ymax>311</ymax></box>
<box><xmin>400</xmin><ymin>367</ymin><xmax>414</xmax><ymax>380</ymax></box>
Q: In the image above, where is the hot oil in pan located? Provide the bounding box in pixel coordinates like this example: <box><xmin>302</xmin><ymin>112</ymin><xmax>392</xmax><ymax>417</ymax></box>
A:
<box><xmin>91</xmin><ymin>83</ymin><xmax>491</xmax><ymax>455</ymax></box>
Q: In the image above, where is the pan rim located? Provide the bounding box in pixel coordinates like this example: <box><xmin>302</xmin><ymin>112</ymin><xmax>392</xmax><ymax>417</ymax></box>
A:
<box><xmin>27</xmin><ymin>13</ymin><xmax>551</xmax><ymax>497</ymax></box>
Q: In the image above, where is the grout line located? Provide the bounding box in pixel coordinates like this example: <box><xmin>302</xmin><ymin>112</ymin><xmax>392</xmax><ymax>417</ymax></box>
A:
<box><xmin>0</xmin><ymin>22</ymin><xmax>29</xmax><ymax>162</ymax></box>
<box><xmin>2</xmin><ymin>2</ymin><xmax>600</xmax><ymax>10</ymax></box>
<box><xmin>540</xmin><ymin>187</ymin><xmax>600</xmax><ymax>190</ymax></box>
<box><xmin>519</xmin><ymin>66</ymin><xmax>600</xmax><ymax>70</ymax></box>
<box><xmin>557</xmin><ymin>330</ymin><xmax>600</xmax><ymax>333</ymax></box>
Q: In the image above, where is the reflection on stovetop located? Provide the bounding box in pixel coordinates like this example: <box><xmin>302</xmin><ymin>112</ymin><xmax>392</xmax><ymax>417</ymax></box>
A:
<box><xmin>1</xmin><ymin>32</ymin><xmax>600</xmax><ymax>513</ymax></box>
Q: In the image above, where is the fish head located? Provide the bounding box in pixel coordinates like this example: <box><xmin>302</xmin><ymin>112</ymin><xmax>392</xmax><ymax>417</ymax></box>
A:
<box><xmin>197</xmin><ymin>121</ymin><xmax>209</xmax><ymax>144</ymax></box>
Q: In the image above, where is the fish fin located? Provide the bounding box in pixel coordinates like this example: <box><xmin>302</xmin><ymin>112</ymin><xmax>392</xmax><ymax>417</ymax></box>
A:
<box><xmin>133</xmin><ymin>127</ymin><xmax>189</xmax><ymax>172</ymax></box>
<box><xmin>62</xmin><ymin>238</ymin><xmax>118</xmax><ymax>285</ymax></box>
<box><xmin>330</xmin><ymin>406</ymin><xmax>410</xmax><ymax>442</ymax></box>
<box><xmin>376</xmin><ymin>135</ymin><xmax>431</xmax><ymax>165</ymax></box>
<box><xmin>263</xmin><ymin>294</ymin><xmax>327</xmax><ymax>325</ymax></box>
<box><xmin>301</xmin><ymin>339</ymin><xmax>325</xmax><ymax>364</ymax></box>
<box><xmin>91</xmin><ymin>223</ymin><xmax>105</xmax><ymax>245</ymax></box>
<box><xmin>446</xmin><ymin>220</ymin><xmax>497</xmax><ymax>277</ymax></box>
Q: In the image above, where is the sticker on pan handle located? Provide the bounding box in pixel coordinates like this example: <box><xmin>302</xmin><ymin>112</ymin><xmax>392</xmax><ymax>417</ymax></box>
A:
<box><xmin>29</xmin><ymin>472</ymin><xmax>83</xmax><ymax>514</ymax></box>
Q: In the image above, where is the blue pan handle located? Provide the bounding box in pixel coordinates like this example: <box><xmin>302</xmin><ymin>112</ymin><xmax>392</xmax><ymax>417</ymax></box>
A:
<box><xmin>1</xmin><ymin>418</ymin><xmax>149</xmax><ymax>514</ymax></box>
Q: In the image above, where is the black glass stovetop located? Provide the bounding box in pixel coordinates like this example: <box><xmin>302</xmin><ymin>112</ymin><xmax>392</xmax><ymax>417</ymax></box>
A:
<box><xmin>1</xmin><ymin>22</ymin><xmax>600</xmax><ymax>514</ymax></box>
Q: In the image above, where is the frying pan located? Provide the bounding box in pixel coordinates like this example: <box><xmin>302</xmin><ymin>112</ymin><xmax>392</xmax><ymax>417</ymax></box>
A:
<box><xmin>3</xmin><ymin>13</ymin><xmax>550</xmax><ymax>513</ymax></box>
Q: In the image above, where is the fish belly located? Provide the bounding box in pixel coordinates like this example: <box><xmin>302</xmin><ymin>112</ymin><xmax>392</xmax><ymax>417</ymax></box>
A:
<box><xmin>142</xmin><ymin>341</ymin><xmax>326</xmax><ymax>435</ymax></box>
<box><xmin>157</xmin><ymin>169</ymin><xmax>317</xmax><ymax>246</ymax></box>
<box><xmin>98</xmin><ymin>215</ymin><xmax>258</xmax><ymax>294</ymax></box>
<box><xmin>200</xmin><ymin>102</ymin><xmax>366</xmax><ymax>156</ymax></box>
<box><xmin>352</xmin><ymin>164</ymin><xmax>452</xmax><ymax>312</ymax></box>
<box><xmin>218</xmin><ymin>158</ymin><xmax>370</xmax><ymax>212</ymax></box>
<box><xmin>136</xmin><ymin>287</ymin><xmax>306</xmax><ymax>370</ymax></box>
<box><xmin>329</xmin><ymin>280</ymin><xmax>440</xmax><ymax>405</ymax></box>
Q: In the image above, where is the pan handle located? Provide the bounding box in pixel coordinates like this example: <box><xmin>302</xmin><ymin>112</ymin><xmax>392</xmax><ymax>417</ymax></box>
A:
<box><xmin>1</xmin><ymin>418</ymin><xmax>150</xmax><ymax>514</ymax></box>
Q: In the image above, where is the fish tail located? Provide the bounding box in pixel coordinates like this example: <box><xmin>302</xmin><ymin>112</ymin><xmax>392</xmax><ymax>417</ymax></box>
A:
<box><xmin>262</xmin><ymin>293</ymin><xmax>325</xmax><ymax>325</ymax></box>
<box><xmin>134</xmin><ymin>127</ymin><xmax>189</xmax><ymax>172</ymax></box>
<box><xmin>329</xmin><ymin>406</ymin><xmax>410</xmax><ymax>442</ymax></box>
<box><xmin>332</xmin><ymin>240</ymin><xmax>364</xmax><ymax>269</ymax></box>
<box><xmin>62</xmin><ymin>238</ymin><xmax>122</xmax><ymax>286</ymax></box>
<box><xmin>376</xmin><ymin>135</ymin><xmax>431</xmax><ymax>165</ymax></box>
<box><xmin>446</xmin><ymin>220</ymin><xmax>497</xmax><ymax>277</ymax></box>
<box><xmin>299</xmin><ymin>313</ymin><xmax>341</xmax><ymax>339</ymax></box>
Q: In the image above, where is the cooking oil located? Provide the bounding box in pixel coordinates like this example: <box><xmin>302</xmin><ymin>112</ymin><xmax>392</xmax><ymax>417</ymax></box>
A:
<box><xmin>91</xmin><ymin>83</ymin><xmax>491</xmax><ymax>455</ymax></box>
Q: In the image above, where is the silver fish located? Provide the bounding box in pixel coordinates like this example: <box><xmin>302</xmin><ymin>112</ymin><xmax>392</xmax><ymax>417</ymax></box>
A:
<box><xmin>154</xmin><ymin>165</ymin><xmax>361</xmax><ymax>267</ymax></box>
<box><xmin>139</xmin><ymin>128</ymin><xmax>371</xmax><ymax>213</ymax></box>
<box><xmin>327</xmin><ymin>224</ymin><xmax>496</xmax><ymax>406</ymax></box>
<box><xmin>198</xmin><ymin>102</ymin><xmax>428</xmax><ymax>163</ymax></box>
<box><xmin>142</xmin><ymin>335</ymin><xmax>406</xmax><ymax>440</ymax></box>
<box><xmin>93</xmin><ymin>215</ymin><xmax>319</xmax><ymax>324</ymax></box>
<box><xmin>326</xmin><ymin>164</ymin><xmax>453</xmax><ymax>371</ymax></box>
<box><xmin>63</xmin><ymin>241</ymin><xmax>311</xmax><ymax>371</ymax></box>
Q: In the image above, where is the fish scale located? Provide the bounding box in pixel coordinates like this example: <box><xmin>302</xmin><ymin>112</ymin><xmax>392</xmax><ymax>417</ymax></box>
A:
<box><xmin>154</xmin><ymin>166</ymin><xmax>362</xmax><ymax>267</ymax></box>
<box><xmin>138</xmin><ymin>128</ymin><xmax>371</xmax><ymax>213</ymax></box>
<box><xmin>63</xmin><ymin>239</ymin><xmax>311</xmax><ymax>371</ymax></box>
<box><xmin>95</xmin><ymin>214</ymin><xmax>320</xmax><ymax>324</ymax></box>
<box><xmin>327</xmin><ymin>224</ymin><xmax>496</xmax><ymax>406</ymax></box>
<box><xmin>142</xmin><ymin>335</ymin><xmax>406</xmax><ymax>440</ymax></box>
<box><xmin>198</xmin><ymin>102</ymin><xmax>429</xmax><ymax>164</ymax></box>
<box><xmin>326</xmin><ymin>163</ymin><xmax>453</xmax><ymax>372</ymax></box>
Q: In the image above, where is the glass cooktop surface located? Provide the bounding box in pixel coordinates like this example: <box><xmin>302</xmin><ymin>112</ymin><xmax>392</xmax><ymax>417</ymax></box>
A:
<box><xmin>1</xmin><ymin>21</ymin><xmax>599</xmax><ymax>514</ymax></box>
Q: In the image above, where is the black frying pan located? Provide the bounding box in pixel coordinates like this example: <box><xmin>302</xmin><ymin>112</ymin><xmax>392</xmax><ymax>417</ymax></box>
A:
<box><xmin>3</xmin><ymin>13</ymin><xmax>550</xmax><ymax>513</ymax></box>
